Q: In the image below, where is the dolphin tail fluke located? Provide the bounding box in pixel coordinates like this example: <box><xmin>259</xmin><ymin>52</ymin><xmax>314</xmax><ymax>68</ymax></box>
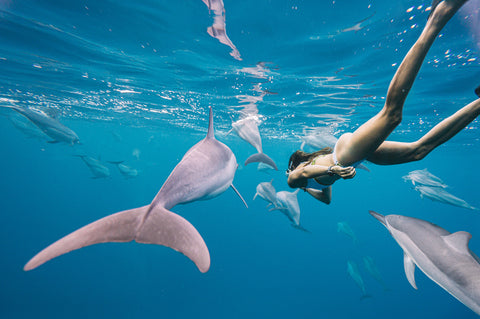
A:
<box><xmin>24</xmin><ymin>205</ymin><xmax>149</xmax><ymax>271</ymax></box>
<box><xmin>291</xmin><ymin>223</ymin><xmax>311</xmax><ymax>233</ymax></box>
<box><xmin>244</xmin><ymin>152</ymin><xmax>278</xmax><ymax>170</ymax></box>
<box><xmin>24</xmin><ymin>205</ymin><xmax>211</xmax><ymax>273</ymax></box>
<box><xmin>136</xmin><ymin>206</ymin><xmax>210</xmax><ymax>273</ymax></box>
<box><xmin>360</xmin><ymin>293</ymin><xmax>373</xmax><ymax>301</ymax></box>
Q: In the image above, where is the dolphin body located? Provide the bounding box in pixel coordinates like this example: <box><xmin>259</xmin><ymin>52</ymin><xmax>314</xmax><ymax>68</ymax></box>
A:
<box><xmin>370</xmin><ymin>210</ymin><xmax>480</xmax><ymax>315</ymax></box>
<box><xmin>414</xmin><ymin>185</ymin><xmax>477</xmax><ymax>210</ymax></box>
<box><xmin>2</xmin><ymin>104</ymin><xmax>79</xmax><ymax>144</ymax></box>
<box><xmin>253</xmin><ymin>180</ymin><xmax>279</xmax><ymax>208</ymax></box>
<box><xmin>363</xmin><ymin>256</ymin><xmax>389</xmax><ymax>291</ymax></box>
<box><xmin>337</xmin><ymin>221</ymin><xmax>359</xmax><ymax>245</ymax></box>
<box><xmin>109</xmin><ymin>161</ymin><xmax>139</xmax><ymax>178</ymax></box>
<box><xmin>402</xmin><ymin>168</ymin><xmax>447</xmax><ymax>188</ymax></box>
<box><xmin>76</xmin><ymin>155</ymin><xmax>111</xmax><ymax>179</ymax></box>
<box><xmin>24</xmin><ymin>107</ymin><xmax>247</xmax><ymax>273</ymax></box>
<box><xmin>270</xmin><ymin>190</ymin><xmax>308</xmax><ymax>232</ymax></box>
<box><xmin>230</xmin><ymin>116</ymin><xmax>278</xmax><ymax>170</ymax></box>
<box><xmin>347</xmin><ymin>260</ymin><xmax>370</xmax><ymax>299</ymax></box>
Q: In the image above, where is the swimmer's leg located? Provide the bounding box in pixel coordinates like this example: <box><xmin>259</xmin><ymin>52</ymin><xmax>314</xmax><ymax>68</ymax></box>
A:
<box><xmin>367</xmin><ymin>98</ymin><xmax>480</xmax><ymax>165</ymax></box>
<box><xmin>334</xmin><ymin>0</ymin><xmax>469</xmax><ymax>166</ymax></box>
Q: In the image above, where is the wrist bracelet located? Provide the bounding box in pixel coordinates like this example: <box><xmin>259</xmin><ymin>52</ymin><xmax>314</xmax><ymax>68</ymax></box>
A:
<box><xmin>327</xmin><ymin>165</ymin><xmax>335</xmax><ymax>176</ymax></box>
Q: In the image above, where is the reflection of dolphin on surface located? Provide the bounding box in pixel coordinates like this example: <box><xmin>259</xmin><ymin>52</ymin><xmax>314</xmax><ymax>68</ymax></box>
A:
<box><xmin>1</xmin><ymin>104</ymin><xmax>79</xmax><ymax>144</ymax></box>
<box><xmin>230</xmin><ymin>116</ymin><xmax>278</xmax><ymax>170</ymax></box>
<box><xmin>347</xmin><ymin>260</ymin><xmax>371</xmax><ymax>300</ymax></box>
<box><xmin>253</xmin><ymin>180</ymin><xmax>279</xmax><ymax>208</ymax></box>
<box><xmin>76</xmin><ymin>155</ymin><xmax>111</xmax><ymax>179</ymax></box>
<box><xmin>202</xmin><ymin>0</ymin><xmax>241</xmax><ymax>60</ymax></box>
<box><xmin>370</xmin><ymin>210</ymin><xmax>480</xmax><ymax>315</ymax></box>
<box><xmin>109</xmin><ymin>161</ymin><xmax>139</xmax><ymax>179</ymax></box>
<box><xmin>24</xmin><ymin>107</ymin><xmax>247</xmax><ymax>273</ymax></box>
<box><xmin>414</xmin><ymin>185</ymin><xmax>477</xmax><ymax>210</ymax></box>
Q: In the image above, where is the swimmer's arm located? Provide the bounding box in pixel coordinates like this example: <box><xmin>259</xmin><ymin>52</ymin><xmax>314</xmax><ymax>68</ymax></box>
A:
<box><xmin>287</xmin><ymin>164</ymin><xmax>331</xmax><ymax>188</ymax></box>
<box><xmin>304</xmin><ymin>186</ymin><xmax>332</xmax><ymax>205</ymax></box>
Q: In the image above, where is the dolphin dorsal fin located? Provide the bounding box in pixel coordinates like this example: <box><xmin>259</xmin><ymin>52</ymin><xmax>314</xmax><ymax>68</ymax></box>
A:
<box><xmin>404</xmin><ymin>252</ymin><xmax>417</xmax><ymax>290</ymax></box>
<box><xmin>442</xmin><ymin>231</ymin><xmax>472</xmax><ymax>254</ymax></box>
<box><xmin>207</xmin><ymin>106</ymin><xmax>215</xmax><ymax>139</ymax></box>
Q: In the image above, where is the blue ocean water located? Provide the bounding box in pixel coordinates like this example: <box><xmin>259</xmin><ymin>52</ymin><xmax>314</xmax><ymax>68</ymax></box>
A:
<box><xmin>1</xmin><ymin>0</ymin><xmax>480</xmax><ymax>318</ymax></box>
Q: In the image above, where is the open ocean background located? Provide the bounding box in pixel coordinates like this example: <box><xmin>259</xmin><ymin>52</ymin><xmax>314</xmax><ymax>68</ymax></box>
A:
<box><xmin>1</xmin><ymin>0</ymin><xmax>480</xmax><ymax>318</ymax></box>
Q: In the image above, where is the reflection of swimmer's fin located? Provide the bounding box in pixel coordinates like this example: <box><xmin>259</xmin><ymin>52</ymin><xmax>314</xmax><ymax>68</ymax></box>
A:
<box><xmin>475</xmin><ymin>84</ymin><xmax>480</xmax><ymax>98</ymax></box>
<box><xmin>245</xmin><ymin>152</ymin><xmax>278</xmax><ymax>170</ymax></box>
<box><xmin>428</xmin><ymin>0</ymin><xmax>442</xmax><ymax>20</ymax></box>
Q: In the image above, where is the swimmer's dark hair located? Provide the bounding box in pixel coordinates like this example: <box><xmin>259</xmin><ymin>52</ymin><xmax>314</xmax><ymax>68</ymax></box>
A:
<box><xmin>287</xmin><ymin>147</ymin><xmax>333</xmax><ymax>173</ymax></box>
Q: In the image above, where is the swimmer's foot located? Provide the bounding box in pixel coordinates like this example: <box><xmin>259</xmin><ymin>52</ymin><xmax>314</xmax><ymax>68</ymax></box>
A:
<box><xmin>428</xmin><ymin>0</ymin><xmax>469</xmax><ymax>22</ymax></box>
<box><xmin>475</xmin><ymin>85</ymin><xmax>480</xmax><ymax>98</ymax></box>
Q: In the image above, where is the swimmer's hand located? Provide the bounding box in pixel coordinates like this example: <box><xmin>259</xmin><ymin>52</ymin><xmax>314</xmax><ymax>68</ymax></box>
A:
<box><xmin>331</xmin><ymin>165</ymin><xmax>356</xmax><ymax>179</ymax></box>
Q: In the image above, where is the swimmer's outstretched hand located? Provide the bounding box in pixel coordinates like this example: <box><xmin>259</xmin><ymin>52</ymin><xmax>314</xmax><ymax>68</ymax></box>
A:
<box><xmin>331</xmin><ymin>165</ymin><xmax>356</xmax><ymax>179</ymax></box>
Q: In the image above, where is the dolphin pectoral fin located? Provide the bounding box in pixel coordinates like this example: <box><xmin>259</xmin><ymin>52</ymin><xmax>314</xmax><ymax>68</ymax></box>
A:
<box><xmin>404</xmin><ymin>252</ymin><xmax>418</xmax><ymax>290</ymax></box>
<box><xmin>253</xmin><ymin>192</ymin><xmax>258</xmax><ymax>200</ymax></box>
<box><xmin>369</xmin><ymin>210</ymin><xmax>387</xmax><ymax>227</ymax></box>
<box><xmin>231</xmin><ymin>184</ymin><xmax>248</xmax><ymax>208</ymax></box>
<box><xmin>244</xmin><ymin>153</ymin><xmax>278</xmax><ymax>170</ymax></box>
<box><xmin>300</xmin><ymin>141</ymin><xmax>305</xmax><ymax>150</ymax></box>
<box><xmin>47</xmin><ymin>140</ymin><xmax>59</xmax><ymax>144</ymax></box>
<box><xmin>136</xmin><ymin>206</ymin><xmax>210</xmax><ymax>273</ymax></box>
<box><xmin>357</xmin><ymin>163</ymin><xmax>370</xmax><ymax>172</ymax></box>
<box><xmin>24</xmin><ymin>205</ymin><xmax>149</xmax><ymax>271</ymax></box>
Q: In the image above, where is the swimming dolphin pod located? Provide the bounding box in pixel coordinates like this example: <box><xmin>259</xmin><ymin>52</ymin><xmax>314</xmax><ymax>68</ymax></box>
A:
<box><xmin>24</xmin><ymin>107</ymin><xmax>247</xmax><ymax>273</ymax></box>
<box><xmin>1</xmin><ymin>104</ymin><xmax>80</xmax><ymax>144</ymax></box>
<box><xmin>370</xmin><ymin>210</ymin><xmax>480</xmax><ymax>315</ymax></box>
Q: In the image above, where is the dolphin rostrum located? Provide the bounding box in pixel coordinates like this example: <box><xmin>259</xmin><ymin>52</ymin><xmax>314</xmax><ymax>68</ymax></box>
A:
<box><xmin>370</xmin><ymin>210</ymin><xmax>480</xmax><ymax>315</ymax></box>
<box><xmin>1</xmin><ymin>104</ymin><xmax>79</xmax><ymax>144</ymax></box>
<box><xmin>24</xmin><ymin>107</ymin><xmax>247</xmax><ymax>273</ymax></box>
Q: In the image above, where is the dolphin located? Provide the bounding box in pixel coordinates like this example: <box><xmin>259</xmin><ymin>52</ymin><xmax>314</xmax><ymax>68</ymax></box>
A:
<box><xmin>402</xmin><ymin>168</ymin><xmax>447</xmax><ymax>188</ymax></box>
<box><xmin>24</xmin><ymin>107</ymin><xmax>247</xmax><ymax>273</ymax></box>
<box><xmin>1</xmin><ymin>104</ymin><xmax>79</xmax><ymax>144</ymax></box>
<box><xmin>108</xmin><ymin>161</ymin><xmax>139</xmax><ymax>178</ymax></box>
<box><xmin>9</xmin><ymin>113</ymin><xmax>47</xmax><ymax>140</ymax></box>
<box><xmin>414</xmin><ymin>185</ymin><xmax>477</xmax><ymax>210</ymax></box>
<box><xmin>337</xmin><ymin>221</ymin><xmax>359</xmax><ymax>245</ymax></box>
<box><xmin>270</xmin><ymin>190</ymin><xmax>308</xmax><ymax>232</ymax></box>
<box><xmin>369</xmin><ymin>210</ymin><xmax>480</xmax><ymax>315</ymax></box>
<box><xmin>363</xmin><ymin>256</ymin><xmax>389</xmax><ymax>291</ymax></box>
<box><xmin>253</xmin><ymin>179</ymin><xmax>279</xmax><ymax>208</ymax></box>
<box><xmin>230</xmin><ymin>116</ymin><xmax>278</xmax><ymax>170</ymax></box>
<box><xmin>347</xmin><ymin>260</ymin><xmax>371</xmax><ymax>299</ymax></box>
<box><xmin>76</xmin><ymin>155</ymin><xmax>111</xmax><ymax>179</ymax></box>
